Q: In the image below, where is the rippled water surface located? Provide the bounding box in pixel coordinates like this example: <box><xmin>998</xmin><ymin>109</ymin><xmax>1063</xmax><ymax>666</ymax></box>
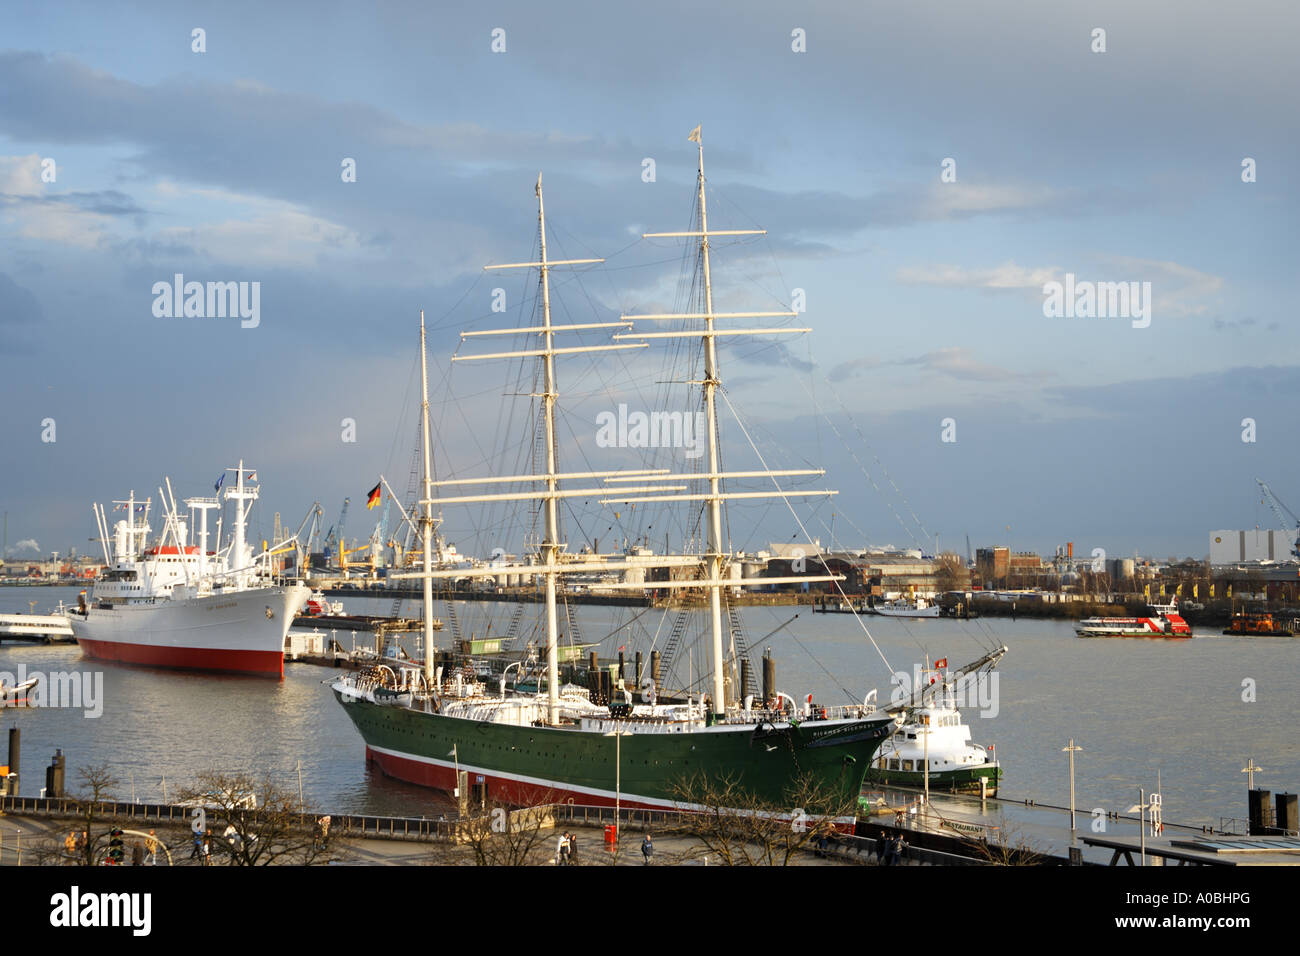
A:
<box><xmin>4</xmin><ymin>587</ymin><xmax>1295</xmax><ymax>827</ymax></box>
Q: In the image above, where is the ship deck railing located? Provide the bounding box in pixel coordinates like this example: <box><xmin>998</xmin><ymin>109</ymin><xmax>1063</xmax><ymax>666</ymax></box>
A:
<box><xmin>720</xmin><ymin>703</ymin><xmax>879</xmax><ymax>724</ymax></box>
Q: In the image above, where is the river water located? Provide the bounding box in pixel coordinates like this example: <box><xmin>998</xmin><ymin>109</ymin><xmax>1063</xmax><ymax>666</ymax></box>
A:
<box><xmin>3</xmin><ymin>586</ymin><xmax>1296</xmax><ymax>828</ymax></box>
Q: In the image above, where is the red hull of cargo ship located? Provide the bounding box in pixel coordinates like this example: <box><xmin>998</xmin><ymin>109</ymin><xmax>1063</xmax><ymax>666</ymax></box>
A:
<box><xmin>77</xmin><ymin>639</ymin><xmax>284</xmax><ymax>677</ymax></box>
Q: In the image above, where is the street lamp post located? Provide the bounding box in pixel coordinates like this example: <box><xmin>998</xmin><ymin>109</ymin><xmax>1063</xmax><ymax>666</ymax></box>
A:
<box><xmin>1127</xmin><ymin>789</ymin><xmax>1152</xmax><ymax>866</ymax></box>
<box><xmin>605</xmin><ymin>727</ymin><xmax>630</xmax><ymax>858</ymax></box>
<box><xmin>1062</xmin><ymin>740</ymin><xmax>1083</xmax><ymax>831</ymax></box>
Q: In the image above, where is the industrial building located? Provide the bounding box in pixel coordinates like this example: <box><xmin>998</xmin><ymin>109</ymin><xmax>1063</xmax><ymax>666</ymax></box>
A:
<box><xmin>1209</xmin><ymin>530</ymin><xmax>1300</xmax><ymax>567</ymax></box>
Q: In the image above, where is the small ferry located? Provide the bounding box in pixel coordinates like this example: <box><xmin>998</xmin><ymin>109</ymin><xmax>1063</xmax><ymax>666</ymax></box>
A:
<box><xmin>1074</xmin><ymin>600</ymin><xmax>1191</xmax><ymax>638</ymax></box>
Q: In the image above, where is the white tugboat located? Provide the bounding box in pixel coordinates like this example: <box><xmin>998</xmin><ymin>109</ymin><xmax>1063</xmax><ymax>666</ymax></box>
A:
<box><xmin>865</xmin><ymin>650</ymin><xmax>1005</xmax><ymax>797</ymax></box>
<box><xmin>69</xmin><ymin>463</ymin><xmax>311</xmax><ymax>677</ymax></box>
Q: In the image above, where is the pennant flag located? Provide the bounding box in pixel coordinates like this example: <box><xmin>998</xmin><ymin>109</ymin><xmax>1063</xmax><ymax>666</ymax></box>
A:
<box><xmin>366</xmin><ymin>482</ymin><xmax>382</xmax><ymax>509</ymax></box>
<box><xmin>214</xmin><ymin>473</ymin><xmax>225</xmax><ymax>493</ymax></box>
<box><xmin>687</xmin><ymin>124</ymin><xmax>701</xmax><ymax>143</ymax></box>
<box><xmin>246</xmin><ymin>471</ymin><xmax>257</xmax><ymax>482</ymax></box>
<box><xmin>935</xmin><ymin>657</ymin><xmax>948</xmax><ymax>669</ymax></box>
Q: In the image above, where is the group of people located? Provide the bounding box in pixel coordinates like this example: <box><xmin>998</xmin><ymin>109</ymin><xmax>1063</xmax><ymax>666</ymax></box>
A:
<box><xmin>555</xmin><ymin>830</ymin><xmax>579</xmax><ymax>865</ymax></box>
<box><xmin>555</xmin><ymin>828</ymin><xmax>655</xmax><ymax>864</ymax></box>
<box><xmin>63</xmin><ymin>828</ymin><xmax>160</xmax><ymax>865</ymax></box>
<box><xmin>876</xmin><ymin>831</ymin><xmax>907</xmax><ymax>866</ymax></box>
<box><xmin>190</xmin><ymin>828</ymin><xmax>213</xmax><ymax>865</ymax></box>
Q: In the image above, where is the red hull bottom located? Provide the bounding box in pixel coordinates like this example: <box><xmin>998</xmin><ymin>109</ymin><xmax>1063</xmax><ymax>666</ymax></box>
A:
<box><xmin>364</xmin><ymin>747</ymin><xmax>859</xmax><ymax>834</ymax></box>
<box><xmin>77</xmin><ymin>639</ymin><xmax>284</xmax><ymax>678</ymax></box>
<box><xmin>365</xmin><ymin>746</ymin><xmax>664</xmax><ymax>811</ymax></box>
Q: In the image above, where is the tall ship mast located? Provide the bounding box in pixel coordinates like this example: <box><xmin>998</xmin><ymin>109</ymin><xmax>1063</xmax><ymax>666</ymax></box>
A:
<box><xmin>331</xmin><ymin>129</ymin><xmax>897</xmax><ymax>810</ymax></box>
<box><xmin>69</xmin><ymin>462</ymin><xmax>311</xmax><ymax>677</ymax></box>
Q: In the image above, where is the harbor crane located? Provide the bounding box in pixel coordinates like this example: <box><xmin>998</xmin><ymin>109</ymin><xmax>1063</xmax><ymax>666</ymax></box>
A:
<box><xmin>324</xmin><ymin>497</ymin><xmax>350</xmax><ymax>563</ymax></box>
<box><xmin>1255</xmin><ymin>478</ymin><xmax>1300</xmax><ymax>561</ymax></box>
<box><xmin>286</xmin><ymin>501</ymin><xmax>322</xmax><ymax>575</ymax></box>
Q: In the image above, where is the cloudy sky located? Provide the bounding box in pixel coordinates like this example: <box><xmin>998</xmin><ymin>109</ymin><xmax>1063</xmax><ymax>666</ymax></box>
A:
<box><xmin>2</xmin><ymin>0</ymin><xmax>1298</xmax><ymax>564</ymax></box>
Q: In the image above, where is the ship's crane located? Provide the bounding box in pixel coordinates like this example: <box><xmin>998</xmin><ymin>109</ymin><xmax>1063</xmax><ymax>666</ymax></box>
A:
<box><xmin>1255</xmin><ymin>478</ymin><xmax>1300</xmax><ymax>560</ymax></box>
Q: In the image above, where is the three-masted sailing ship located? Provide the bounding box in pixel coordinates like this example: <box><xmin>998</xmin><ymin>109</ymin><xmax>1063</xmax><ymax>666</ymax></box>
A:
<box><xmin>331</xmin><ymin>128</ymin><xmax>897</xmax><ymax>810</ymax></box>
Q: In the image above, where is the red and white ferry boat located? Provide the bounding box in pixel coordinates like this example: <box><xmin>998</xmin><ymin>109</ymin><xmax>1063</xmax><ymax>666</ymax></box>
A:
<box><xmin>69</xmin><ymin>462</ymin><xmax>310</xmax><ymax>677</ymax></box>
<box><xmin>1074</xmin><ymin>600</ymin><xmax>1192</xmax><ymax>638</ymax></box>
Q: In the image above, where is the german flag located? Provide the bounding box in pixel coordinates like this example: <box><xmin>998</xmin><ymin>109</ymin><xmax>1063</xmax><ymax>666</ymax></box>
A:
<box><xmin>366</xmin><ymin>482</ymin><xmax>381</xmax><ymax>509</ymax></box>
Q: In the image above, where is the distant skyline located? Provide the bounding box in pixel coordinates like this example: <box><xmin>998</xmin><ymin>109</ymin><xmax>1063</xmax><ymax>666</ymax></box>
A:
<box><xmin>2</xmin><ymin>1</ymin><xmax>1298</xmax><ymax>562</ymax></box>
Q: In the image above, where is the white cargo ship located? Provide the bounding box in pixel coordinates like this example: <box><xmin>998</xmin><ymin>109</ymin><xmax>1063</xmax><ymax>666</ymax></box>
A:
<box><xmin>69</xmin><ymin>463</ymin><xmax>310</xmax><ymax>677</ymax></box>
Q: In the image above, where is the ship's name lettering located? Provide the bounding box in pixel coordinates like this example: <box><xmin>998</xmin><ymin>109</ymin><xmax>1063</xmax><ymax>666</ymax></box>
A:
<box><xmin>208</xmin><ymin>602</ymin><xmax>237</xmax><ymax>611</ymax></box>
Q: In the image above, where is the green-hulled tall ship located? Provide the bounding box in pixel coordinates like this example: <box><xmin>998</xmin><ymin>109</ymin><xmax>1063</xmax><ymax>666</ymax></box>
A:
<box><xmin>332</xmin><ymin>128</ymin><xmax>897</xmax><ymax>812</ymax></box>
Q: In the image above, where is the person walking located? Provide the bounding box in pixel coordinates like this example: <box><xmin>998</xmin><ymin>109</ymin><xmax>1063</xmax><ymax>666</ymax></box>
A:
<box><xmin>190</xmin><ymin>829</ymin><xmax>203</xmax><ymax>861</ymax></box>
<box><xmin>201</xmin><ymin>832</ymin><xmax>211</xmax><ymax>867</ymax></box>
<box><xmin>567</xmin><ymin>831</ymin><xmax>578</xmax><ymax>864</ymax></box>
<box><xmin>556</xmin><ymin>831</ymin><xmax>570</xmax><ymax>865</ymax></box>
<box><xmin>641</xmin><ymin>833</ymin><xmax>654</xmax><ymax>864</ymax></box>
<box><xmin>144</xmin><ymin>830</ymin><xmax>158</xmax><ymax>866</ymax></box>
<box><xmin>63</xmin><ymin>831</ymin><xmax>77</xmax><ymax>864</ymax></box>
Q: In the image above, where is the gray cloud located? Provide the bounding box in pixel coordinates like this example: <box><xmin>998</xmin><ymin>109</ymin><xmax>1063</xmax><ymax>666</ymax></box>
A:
<box><xmin>0</xmin><ymin>272</ymin><xmax>43</xmax><ymax>325</ymax></box>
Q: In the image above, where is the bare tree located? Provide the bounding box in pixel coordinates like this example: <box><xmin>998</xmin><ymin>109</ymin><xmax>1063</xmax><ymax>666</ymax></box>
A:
<box><xmin>179</xmin><ymin>771</ymin><xmax>326</xmax><ymax>866</ymax></box>
<box><xmin>667</xmin><ymin>771</ymin><xmax>856</xmax><ymax>866</ymax></box>
<box><xmin>961</xmin><ymin>823</ymin><xmax>1047</xmax><ymax>866</ymax></box>
<box><xmin>66</xmin><ymin>763</ymin><xmax>120</xmax><ymax>865</ymax></box>
<box><xmin>434</xmin><ymin>803</ymin><xmax>558</xmax><ymax>866</ymax></box>
<box><xmin>934</xmin><ymin>552</ymin><xmax>970</xmax><ymax>594</ymax></box>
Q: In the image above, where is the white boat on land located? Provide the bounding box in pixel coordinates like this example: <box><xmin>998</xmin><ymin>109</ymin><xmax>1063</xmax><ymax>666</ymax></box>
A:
<box><xmin>68</xmin><ymin>463</ymin><xmax>311</xmax><ymax>677</ymax></box>
<box><xmin>871</xmin><ymin>598</ymin><xmax>940</xmax><ymax>618</ymax></box>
